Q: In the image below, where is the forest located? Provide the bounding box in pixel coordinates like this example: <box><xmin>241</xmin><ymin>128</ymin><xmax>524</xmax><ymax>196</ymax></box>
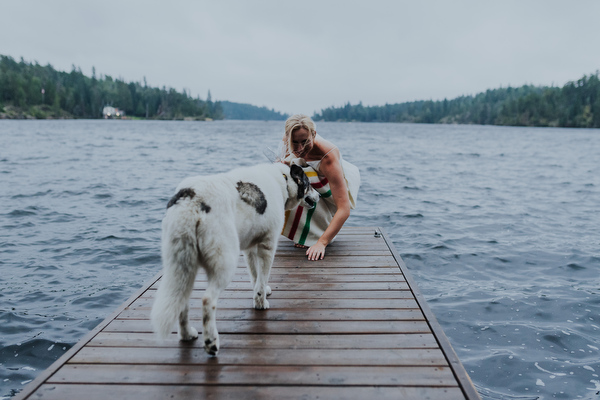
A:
<box><xmin>2</xmin><ymin>54</ymin><xmax>599</xmax><ymax>127</ymax></box>
<box><xmin>314</xmin><ymin>72</ymin><xmax>600</xmax><ymax>128</ymax></box>
<box><xmin>0</xmin><ymin>55</ymin><xmax>223</xmax><ymax>120</ymax></box>
<box><xmin>220</xmin><ymin>101</ymin><xmax>287</xmax><ymax>120</ymax></box>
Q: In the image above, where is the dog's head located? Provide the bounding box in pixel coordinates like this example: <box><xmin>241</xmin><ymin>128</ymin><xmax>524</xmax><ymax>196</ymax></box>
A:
<box><xmin>285</xmin><ymin>163</ymin><xmax>320</xmax><ymax>210</ymax></box>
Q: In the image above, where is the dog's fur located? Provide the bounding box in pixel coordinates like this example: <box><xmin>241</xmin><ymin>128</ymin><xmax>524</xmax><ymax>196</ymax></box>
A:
<box><xmin>151</xmin><ymin>162</ymin><xmax>319</xmax><ymax>355</ymax></box>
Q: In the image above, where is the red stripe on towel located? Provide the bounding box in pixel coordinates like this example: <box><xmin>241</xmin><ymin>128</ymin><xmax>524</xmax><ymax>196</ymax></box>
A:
<box><xmin>311</xmin><ymin>178</ymin><xmax>329</xmax><ymax>189</ymax></box>
<box><xmin>287</xmin><ymin>206</ymin><xmax>303</xmax><ymax>240</ymax></box>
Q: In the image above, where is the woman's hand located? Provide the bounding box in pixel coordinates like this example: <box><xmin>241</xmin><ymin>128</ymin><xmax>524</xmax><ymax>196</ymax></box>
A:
<box><xmin>306</xmin><ymin>241</ymin><xmax>327</xmax><ymax>261</ymax></box>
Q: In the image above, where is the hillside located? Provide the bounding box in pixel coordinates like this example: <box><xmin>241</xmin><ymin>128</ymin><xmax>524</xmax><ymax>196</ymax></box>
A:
<box><xmin>220</xmin><ymin>100</ymin><xmax>287</xmax><ymax>120</ymax></box>
<box><xmin>3</xmin><ymin>54</ymin><xmax>598</xmax><ymax>127</ymax></box>
<box><xmin>0</xmin><ymin>55</ymin><xmax>225</xmax><ymax>120</ymax></box>
<box><xmin>314</xmin><ymin>72</ymin><xmax>600</xmax><ymax>128</ymax></box>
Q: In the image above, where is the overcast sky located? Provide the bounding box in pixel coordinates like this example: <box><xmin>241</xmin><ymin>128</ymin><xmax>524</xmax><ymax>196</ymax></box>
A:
<box><xmin>2</xmin><ymin>0</ymin><xmax>599</xmax><ymax>116</ymax></box>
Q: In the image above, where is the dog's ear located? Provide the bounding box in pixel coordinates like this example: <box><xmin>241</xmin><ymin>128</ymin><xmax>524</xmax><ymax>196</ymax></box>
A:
<box><xmin>290</xmin><ymin>164</ymin><xmax>304</xmax><ymax>183</ymax></box>
<box><xmin>290</xmin><ymin>164</ymin><xmax>307</xmax><ymax>199</ymax></box>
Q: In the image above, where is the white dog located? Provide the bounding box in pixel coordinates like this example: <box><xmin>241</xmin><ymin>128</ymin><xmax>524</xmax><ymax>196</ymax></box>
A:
<box><xmin>151</xmin><ymin>162</ymin><xmax>319</xmax><ymax>356</ymax></box>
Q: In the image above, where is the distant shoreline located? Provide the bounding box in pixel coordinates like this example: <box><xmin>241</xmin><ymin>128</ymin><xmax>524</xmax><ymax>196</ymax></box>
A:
<box><xmin>0</xmin><ymin>105</ymin><xmax>217</xmax><ymax>121</ymax></box>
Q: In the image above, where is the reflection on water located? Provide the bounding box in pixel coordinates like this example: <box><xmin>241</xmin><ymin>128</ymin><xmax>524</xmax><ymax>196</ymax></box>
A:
<box><xmin>1</xmin><ymin>120</ymin><xmax>599</xmax><ymax>399</ymax></box>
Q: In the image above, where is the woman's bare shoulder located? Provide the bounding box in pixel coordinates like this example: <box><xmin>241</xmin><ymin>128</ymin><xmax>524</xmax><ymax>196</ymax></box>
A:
<box><xmin>314</xmin><ymin>136</ymin><xmax>339</xmax><ymax>158</ymax></box>
<box><xmin>318</xmin><ymin>146</ymin><xmax>343</xmax><ymax>177</ymax></box>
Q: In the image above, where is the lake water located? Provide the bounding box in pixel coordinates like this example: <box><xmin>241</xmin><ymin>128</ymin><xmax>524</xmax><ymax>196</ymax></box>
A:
<box><xmin>1</xmin><ymin>120</ymin><xmax>599</xmax><ymax>399</ymax></box>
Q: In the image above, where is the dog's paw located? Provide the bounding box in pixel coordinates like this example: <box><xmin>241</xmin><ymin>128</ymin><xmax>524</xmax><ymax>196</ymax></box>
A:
<box><xmin>203</xmin><ymin>336</ymin><xmax>219</xmax><ymax>356</ymax></box>
<box><xmin>266</xmin><ymin>285</ymin><xmax>272</xmax><ymax>296</ymax></box>
<box><xmin>179</xmin><ymin>326</ymin><xmax>199</xmax><ymax>341</ymax></box>
<box><xmin>253</xmin><ymin>296</ymin><xmax>270</xmax><ymax>310</ymax></box>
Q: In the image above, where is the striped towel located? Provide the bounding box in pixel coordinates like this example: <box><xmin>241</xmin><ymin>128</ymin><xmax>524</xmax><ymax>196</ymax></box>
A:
<box><xmin>282</xmin><ymin>160</ymin><xmax>360</xmax><ymax>246</ymax></box>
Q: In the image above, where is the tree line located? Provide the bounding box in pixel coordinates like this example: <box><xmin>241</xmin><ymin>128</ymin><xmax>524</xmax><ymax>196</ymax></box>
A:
<box><xmin>220</xmin><ymin>101</ymin><xmax>288</xmax><ymax>120</ymax></box>
<box><xmin>314</xmin><ymin>72</ymin><xmax>600</xmax><ymax>128</ymax></box>
<box><xmin>3</xmin><ymin>54</ymin><xmax>599</xmax><ymax>127</ymax></box>
<box><xmin>0</xmin><ymin>55</ymin><xmax>223</xmax><ymax>120</ymax></box>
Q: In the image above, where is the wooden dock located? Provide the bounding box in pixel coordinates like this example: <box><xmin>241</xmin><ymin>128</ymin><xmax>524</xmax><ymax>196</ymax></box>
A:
<box><xmin>16</xmin><ymin>227</ymin><xmax>480</xmax><ymax>400</ymax></box>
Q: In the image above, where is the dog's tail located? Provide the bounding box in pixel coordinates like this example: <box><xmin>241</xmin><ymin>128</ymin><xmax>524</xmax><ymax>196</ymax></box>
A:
<box><xmin>151</xmin><ymin>205</ymin><xmax>200</xmax><ymax>340</ymax></box>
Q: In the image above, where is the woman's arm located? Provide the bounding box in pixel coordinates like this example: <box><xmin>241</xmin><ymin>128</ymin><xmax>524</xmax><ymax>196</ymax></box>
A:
<box><xmin>306</xmin><ymin>150</ymin><xmax>351</xmax><ymax>261</ymax></box>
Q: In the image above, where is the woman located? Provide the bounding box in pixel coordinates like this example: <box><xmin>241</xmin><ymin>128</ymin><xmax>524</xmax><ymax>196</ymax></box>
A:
<box><xmin>280</xmin><ymin>114</ymin><xmax>360</xmax><ymax>261</ymax></box>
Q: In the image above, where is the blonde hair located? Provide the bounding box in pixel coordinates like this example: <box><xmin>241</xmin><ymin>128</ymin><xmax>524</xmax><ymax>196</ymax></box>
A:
<box><xmin>282</xmin><ymin>114</ymin><xmax>317</xmax><ymax>160</ymax></box>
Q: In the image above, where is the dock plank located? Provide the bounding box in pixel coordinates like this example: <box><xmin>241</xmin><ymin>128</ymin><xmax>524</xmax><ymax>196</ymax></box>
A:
<box><xmin>48</xmin><ymin>364</ymin><xmax>458</xmax><ymax>386</ymax></box>
<box><xmin>88</xmin><ymin>332</ymin><xmax>440</xmax><ymax>349</ymax></box>
<box><xmin>159</xmin><ymin>281</ymin><xmax>411</xmax><ymax>291</ymax></box>
<box><xmin>103</xmin><ymin>319</ymin><xmax>433</xmax><ymax>334</ymax></box>
<box><xmin>68</xmin><ymin>346</ymin><xmax>449</xmax><ymax>366</ymax></box>
<box><xmin>136</xmin><ymin>290</ymin><xmax>416</xmax><ymax>301</ymax></box>
<box><xmin>117</xmin><ymin>308</ymin><xmax>425</xmax><ymax>321</ymax></box>
<box><xmin>30</xmin><ymin>384</ymin><xmax>467</xmax><ymax>400</ymax></box>
<box><xmin>15</xmin><ymin>227</ymin><xmax>480</xmax><ymax>400</ymax></box>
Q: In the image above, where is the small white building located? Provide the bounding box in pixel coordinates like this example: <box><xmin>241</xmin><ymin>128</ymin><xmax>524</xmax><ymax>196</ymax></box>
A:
<box><xmin>103</xmin><ymin>106</ymin><xmax>125</xmax><ymax>119</ymax></box>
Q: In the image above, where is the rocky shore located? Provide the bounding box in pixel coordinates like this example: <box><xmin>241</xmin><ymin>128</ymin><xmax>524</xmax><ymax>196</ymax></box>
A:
<box><xmin>0</xmin><ymin>105</ymin><xmax>73</xmax><ymax>119</ymax></box>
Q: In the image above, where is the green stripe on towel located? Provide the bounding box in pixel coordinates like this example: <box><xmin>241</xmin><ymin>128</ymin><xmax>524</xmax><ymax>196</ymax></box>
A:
<box><xmin>298</xmin><ymin>206</ymin><xmax>316</xmax><ymax>246</ymax></box>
